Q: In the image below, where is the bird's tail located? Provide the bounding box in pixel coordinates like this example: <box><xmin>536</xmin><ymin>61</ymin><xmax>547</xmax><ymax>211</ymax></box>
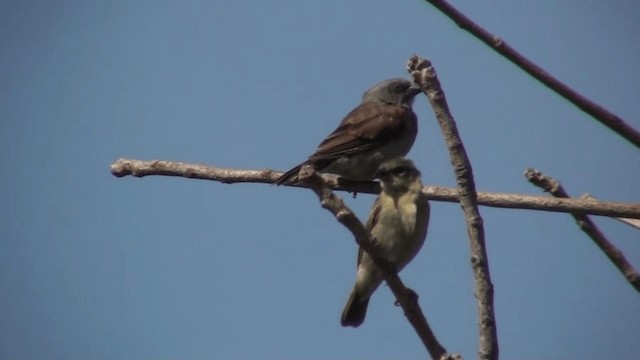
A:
<box><xmin>340</xmin><ymin>289</ymin><xmax>370</xmax><ymax>327</ymax></box>
<box><xmin>274</xmin><ymin>164</ymin><xmax>303</xmax><ymax>186</ymax></box>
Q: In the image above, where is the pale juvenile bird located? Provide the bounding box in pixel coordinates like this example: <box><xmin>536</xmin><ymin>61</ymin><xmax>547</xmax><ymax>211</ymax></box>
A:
<box><xmin>341</xmin><ymin>158</ymin><xmax>430</xmax><ymax>327</ymax></box>
<box><xmin>275</xmin><ymin>78</ymin><xmax>421</xmax><ymax>185</ymax></box>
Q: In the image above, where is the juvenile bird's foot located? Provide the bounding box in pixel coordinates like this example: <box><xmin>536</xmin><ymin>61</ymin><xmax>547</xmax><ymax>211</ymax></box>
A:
<box><xmin>394</xmin><ymin>288</ymin><xmax>419</xmax><ymax>306</ymax></box>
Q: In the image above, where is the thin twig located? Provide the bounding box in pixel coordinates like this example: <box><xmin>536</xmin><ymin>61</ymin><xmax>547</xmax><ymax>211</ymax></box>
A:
<box><xmin>408</xmin><ymin>55</ymin><xmax>498</xmax><ymax>360</ymax></box>
<box><xmin>582</xmin><ymin>194</ymin><xmax>640</xmax><ymax>230</ymax></box>
<box><xmin>526</xmin><ymin>169</ymin><xmax>640</xmax><ymax>293</ymax></box>
<box><xmin>297</xmin><ymin>166</ymin><xmax>457</xmax><ymax>360</ymax></box>
<box><xmin>109</xmin><ymin>158</ymin><xmax>640</xmax><ymax>219</ymax></box>
<box><xmin>422</xmin><ymin>0</ymin><xmax>640</xmax><ymax>148</ymax></box>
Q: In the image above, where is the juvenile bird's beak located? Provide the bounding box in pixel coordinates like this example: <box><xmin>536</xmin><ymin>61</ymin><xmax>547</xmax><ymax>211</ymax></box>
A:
<box><xmin>373</xmin><ymin>168</ymin><xmax>387</xmax><ymax>180</ymax></box>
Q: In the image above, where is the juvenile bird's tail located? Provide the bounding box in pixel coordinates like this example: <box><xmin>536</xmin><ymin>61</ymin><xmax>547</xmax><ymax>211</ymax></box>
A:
<box><xmin>340</xmin><ymin>290</ymin><xmax>370</xmax><ymax>327</ymax></box>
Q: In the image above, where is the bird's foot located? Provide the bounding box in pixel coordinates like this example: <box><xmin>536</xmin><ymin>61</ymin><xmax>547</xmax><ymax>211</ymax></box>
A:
<box><xmin>394</xmin><ymin>288</ymin><xmax>419</xmax><ymax>306</ymax></box>
<box><xmin>336</xmin><ymin>178</ymin><xmax>360</xmax><ymax>198</ymax></box>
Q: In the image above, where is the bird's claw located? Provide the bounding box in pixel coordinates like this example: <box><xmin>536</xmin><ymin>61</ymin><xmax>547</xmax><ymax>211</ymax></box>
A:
<box><xmin>394</xmin><ymin>288</ymin><xmax>419</xmax><ymax>306</ymax></box>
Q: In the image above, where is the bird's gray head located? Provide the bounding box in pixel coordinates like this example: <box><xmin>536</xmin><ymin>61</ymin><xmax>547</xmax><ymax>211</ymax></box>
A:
<box><xmin>362</xmin><ymin>78</ymin><xmax>422</xmax><ymax>109</ymax></box>
<box><xmin>374</xmin><ymin>158</ymin><xmax>423</xmax><ymax>194</ymax></box>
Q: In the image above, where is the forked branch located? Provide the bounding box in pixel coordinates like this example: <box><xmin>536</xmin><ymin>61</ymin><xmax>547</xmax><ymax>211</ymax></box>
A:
<box><xmin>297</xmin><ymin>166</ymin><xmax>457</xmax><ymax>360</ymax></box>
<box><xmin>526</xmin><ymin>169</ymin><xmax>640</xmax><ymax>293</ymax></box>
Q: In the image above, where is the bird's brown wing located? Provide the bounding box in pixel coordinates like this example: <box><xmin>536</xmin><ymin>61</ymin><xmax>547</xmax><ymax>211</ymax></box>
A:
<box><xmin>308</xmin><ymin>102</ymin><xmax>415</xmax><ymax>163</ymax></box>
<box><xmin>274</xmin><ymin>102</ymin><xmax>415</xmax><ymax>185</ymax></box>
<box><xmin>356</xmin><ymin>196</ymin><xmax>382</xmax><ymax>267</ymax></box>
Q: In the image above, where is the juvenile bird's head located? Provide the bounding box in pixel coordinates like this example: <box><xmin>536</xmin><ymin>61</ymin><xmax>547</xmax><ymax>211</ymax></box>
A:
<box><xmin>361</xmin><ymin>78</ymin><xmax>422</xmax><ymax>109</ymax></box>
<box><xmin>374</xmin><ymin>158</ymin><xmax>423</xmax><ymax>195</ymax></box>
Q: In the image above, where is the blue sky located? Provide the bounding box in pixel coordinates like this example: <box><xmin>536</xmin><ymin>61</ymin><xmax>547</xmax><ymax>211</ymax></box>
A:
<box><xmin>1</xmin><ymin>1</ymin><xmax>639</xmax><ymax>359</ymax></box>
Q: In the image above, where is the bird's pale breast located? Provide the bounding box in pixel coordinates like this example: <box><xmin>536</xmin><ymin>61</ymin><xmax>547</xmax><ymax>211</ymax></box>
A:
<box><xmin>371</xmin><ymin>191</ymin><xmax>426</xmax><ymax>266</ymax></box>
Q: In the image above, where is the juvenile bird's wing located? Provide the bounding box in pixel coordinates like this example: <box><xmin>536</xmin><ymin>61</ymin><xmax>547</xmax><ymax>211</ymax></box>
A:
<box><xmin>308</xmin><ymin>102</ymin><xmax>416</xmax><ymax>163</ymax></box>
<box><xmin>356</xmin><ymin>196</ymin><xmax>382</xmax><ymax>267</ymax></box>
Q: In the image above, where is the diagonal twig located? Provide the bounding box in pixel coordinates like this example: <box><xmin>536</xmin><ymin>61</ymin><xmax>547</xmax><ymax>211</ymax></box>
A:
<box><xmin>582</xmin><ymin>194</ymin><xmax>640</xmax><ymax>230</ymax></box>
<box><xmin>109</xmin><ymin>158</ymin><xmax>640</xmax><ymax>220</ymax></box>
<box><xmin>526</xmin><ymin>168</ymin><xmax>640</xmax><ymax>293</ymax></box>
<box><xmin>422</xmin><ymin>0</ymin><xmax>640</xmax><ymax>148</ymax></box>
<box><xmin>297</xmin><ymin>166</ymin><xmax>458</xmax><ymax>360</ymax></box>
<box><xmin>408</xmin><ymin>55</ymin><xmax>499</xmax><ymax>360</ymax></box>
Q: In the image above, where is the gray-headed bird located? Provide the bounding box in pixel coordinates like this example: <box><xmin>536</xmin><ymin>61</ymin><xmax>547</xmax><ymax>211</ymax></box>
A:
<box><xmin>341</xmin><ymin>158</ymin><xmax>430</xmax><ymax>327</ymax></box>
<box><xmin>275</xmin><ymin>78</ymin><xmax>421</xmax><ymax>185</ymax></box>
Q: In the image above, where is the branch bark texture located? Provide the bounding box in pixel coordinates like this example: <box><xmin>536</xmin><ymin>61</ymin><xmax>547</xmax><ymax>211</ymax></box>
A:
<box><xmin>582</xmin><ymin>194</ymin><xmax>640</xmax><ymax>230</ymax></box>
<box><xmin>408</xmin><ymin>55</ymin><xmax>498</xmax><ymax>360</ymax></box>
<box><xmin>110</xmin><ymin>158</ymin><xmax>640</xmax><ymax>220</ymax></box>
<box><xmin>526</xmin><ymin>169</ymin><xmax>640</xmax><ymax>293</ymax></box>
<box><xmin>422</xmin><ymin>0</ymin><xmax>640</xmax><ymax>148</ymax></box>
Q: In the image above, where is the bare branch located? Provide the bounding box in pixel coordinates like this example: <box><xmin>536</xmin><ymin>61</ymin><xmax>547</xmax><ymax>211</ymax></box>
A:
<box><xmin>408</xmin><ymin>55</ymin><xmax>498</xmax><ymax>360</ymax></box>
<box><xmin>526</xmin><ymin>169</ymin><xmax>640</xmax><ymax>293</ymax></box>
<box><xmin>582</xmin><ymin>194</ymin><xmax>640</xmax><ymax>230</ymax></box>
<box><xmin>297</xmin><ymin>166</ymin><xmax>457</xmax><ymax>360</ymax></box>
<box><xmin>109</xmin><ymin>158</ymin><xmax>640</xmax><ymax>219</ymax></box>
<box><xmin>421</xmin><ymin>0</ymin><xmax>640</xmax><ymax>148</ymax></box>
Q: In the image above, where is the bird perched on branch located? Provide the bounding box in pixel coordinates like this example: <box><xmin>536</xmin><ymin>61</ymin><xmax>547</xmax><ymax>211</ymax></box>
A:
<box><xmin>341</xmin><ymin>158</ymin><xmax>430</xmax><ymax>327</ymax></box>
<box><xmin>275</xmin><ymin>78</ymin><xmax>422</xmax><ymax>185</ymax></box>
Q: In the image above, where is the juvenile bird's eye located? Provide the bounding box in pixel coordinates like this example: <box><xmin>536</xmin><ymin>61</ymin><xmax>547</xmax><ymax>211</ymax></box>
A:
<box><xmin>391</xmin><ymin>167</ymin><xmax>409</xmax><ymax>176</ymax></box>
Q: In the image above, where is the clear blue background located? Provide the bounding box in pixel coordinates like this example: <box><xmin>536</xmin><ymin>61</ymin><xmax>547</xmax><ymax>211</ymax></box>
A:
<box><xmin>2</xmin><ymin>1</ymin><xmax>639</xmax><ymax>359</ymax></box>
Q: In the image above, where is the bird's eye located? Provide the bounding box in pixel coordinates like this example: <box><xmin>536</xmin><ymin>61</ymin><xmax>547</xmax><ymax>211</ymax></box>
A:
<box><xmin>391</xmin><ymin>167</ymin><xmax>409</xmax><ymax>176</ymax></box>
<box><xmin>393</xmin><ymin>83</ymin><xmax>402</xmax><ymax>91</ymax></box>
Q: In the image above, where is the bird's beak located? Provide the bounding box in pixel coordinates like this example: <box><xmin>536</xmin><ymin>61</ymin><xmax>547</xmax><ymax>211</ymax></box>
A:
<box><xmin>408</xmin><ymin>83</ymin><xmax>422</xmax><ymax>97</ymax></box>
